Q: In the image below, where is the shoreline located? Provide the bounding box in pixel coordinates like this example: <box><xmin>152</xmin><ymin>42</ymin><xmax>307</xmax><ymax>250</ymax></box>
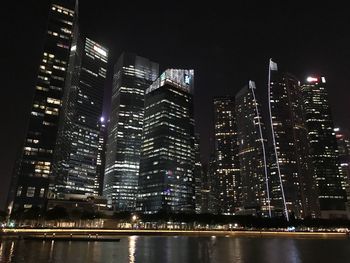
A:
<box><xmin>1</xmin><ymin>228</ymin><xmax>348</xmax><ymax>239</ymax></box>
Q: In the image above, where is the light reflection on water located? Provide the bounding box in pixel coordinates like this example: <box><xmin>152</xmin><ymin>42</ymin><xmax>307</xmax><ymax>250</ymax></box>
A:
<box><xmin>0</xmin><ymin>236</ymin><xmax>349</xmax><ymax>263</ymax></box>
<box><xmin>129</xmin><ymin>236</ymin><xmax>137</xmax><ymax>263</ymax></box>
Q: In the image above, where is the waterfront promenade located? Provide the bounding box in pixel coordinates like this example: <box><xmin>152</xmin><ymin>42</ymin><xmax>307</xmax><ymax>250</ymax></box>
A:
<box><xmin>1</xmin><ymin>228</ymin><xmax>347</xmax><ymax>239</ymax></box>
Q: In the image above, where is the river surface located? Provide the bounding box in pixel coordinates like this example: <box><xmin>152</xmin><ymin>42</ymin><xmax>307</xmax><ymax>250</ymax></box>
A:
<box><xmin>0</xmin><ymin>236</ymin><xmax>349</xmax><ymax>263</ymax></box>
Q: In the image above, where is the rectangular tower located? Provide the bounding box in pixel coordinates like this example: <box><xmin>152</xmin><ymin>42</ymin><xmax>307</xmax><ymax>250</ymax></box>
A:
<box><xmin>334</xmin><ymin>127</ymin><xmax>350</xmax><ymax>212</ymax></box>
<box><xmin>235</xmin><ymin>81</ymin><xmax>270</xmax><ymax>216</ymax></box>
<box><xmin>51</xmin><ymin>36</ymin><xmax>108</xmax><ymax>199</ymax></box>
<box><xmin>104</xmin><ymin>53</ymin><xmax>159</xmax><ymax>211</ymax></box>
<box><xmin>268</xmin><ymin>62</ymin><xmax>318</xmax><ymax>219</ymax></box>
<box><xmin>212</xmin><ymin>97</ymin><xmax>240</xmax><ymax>215</ymax></box>
<box><xmin>8</xmin><ymin>0</ymin><xmax>77</xmax><ymax>213</ymax></box>
<box><xmin>301</xmin><ymin>77</ymin><xmax>347</xmax><ymax>219</ymax></box>
<box><xmin>194</xmin><ymin>133</ymin><xmax>203</xmax><ymax>214</ymax></box>
<box><xmin>138</xmin><ymin>69</ymin><xmax>195</xmax><ymax>214</ymax></box>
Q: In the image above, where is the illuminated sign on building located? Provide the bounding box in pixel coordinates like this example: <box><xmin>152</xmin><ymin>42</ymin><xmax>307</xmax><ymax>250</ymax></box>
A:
<box><xmin>146</xmin><ymin>69</ymin><xmax>194</xmax><ymax>94</ymax></box>
<box><xmin>307</xmin><ymin>76</ymin><xmax>318</xmax><ymax>82</ymax></box>
<box><xmin>93</xmin><ymin>45</ymin><xmax>107</xmax><ymax>57</ymax></box>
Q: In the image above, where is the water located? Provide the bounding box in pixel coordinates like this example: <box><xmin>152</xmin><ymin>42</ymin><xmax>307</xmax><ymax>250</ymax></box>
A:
<box><xmin>0</xmin><ymin>236</ymin><xmax>349</xmax><ymax>263</ymax></box>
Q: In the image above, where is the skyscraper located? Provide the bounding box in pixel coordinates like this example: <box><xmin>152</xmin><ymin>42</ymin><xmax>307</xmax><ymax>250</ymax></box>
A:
<box><xmin>194</xmin><ymin>133</ymin><xmax>203</xmax><ymax>214</ymax></box>
<box><xmin>51</xmin><ymin>36</ymin><xmax>108</xmax><ymax>198</ymax></box>
<box><xmin>334</xmin><ymin>127</ymin><xmax>350</xmax><ymax>211</ymax></box>
<box><xmin>8</xmin><ymin>0</ymin><xmax>78</xmax><ymax>213</ymax></box>
<box><xmin>268</xmin><ymin>60</ymin><xmax>318</xmax><ymax>219</ymax></box>
<box><xmin>301</xmin><ymin>77</ymin><xmax>347</xmax><ymax>218</ymax></box>
<box><xmin>104</xmin><ymin>53</ymin><xmax>159</xmax><ymax>211</ymax></box>
<box><xmin>235</xmin><ymin>81</ymin><xmax>270</xmax><ymax>216</ymax></box>
<box><xmin>96</xmin><ymin>118</ymin><xmax>108</xmax><ymax>196</ymax></box>
<box><xmin>212</xmin><ymin>96</ymin><xmax>240</xmax><ymax>215</ymax></box>
<box><xmin>199</xmin><ymin>163</ymin><xmax>211</xmax><ymax>213</ymax></box>
<box><xmin>138</xmin><ymin>69</ymin><xmax>195</xmax><ymax>214</ymax></box>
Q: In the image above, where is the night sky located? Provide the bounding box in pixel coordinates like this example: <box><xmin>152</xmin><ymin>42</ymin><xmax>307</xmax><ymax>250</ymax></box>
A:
<box><xmin>1</xmin><ymin>1</ymin><xmax>350</xmax><ymax>209</ymax></box>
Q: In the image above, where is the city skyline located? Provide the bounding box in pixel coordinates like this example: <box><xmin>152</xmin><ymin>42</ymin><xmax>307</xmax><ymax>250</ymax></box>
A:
<box><xmin>2</xmin><ymin>1</ymin><xmax>350</xmax><ymax>210</ymax></box>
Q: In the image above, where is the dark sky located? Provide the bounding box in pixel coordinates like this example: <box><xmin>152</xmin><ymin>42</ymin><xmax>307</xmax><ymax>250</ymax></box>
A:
<box><xmin>1</xmin><ymin>1</ymin><xmax>350</xmax><ymax>209</ymax></box>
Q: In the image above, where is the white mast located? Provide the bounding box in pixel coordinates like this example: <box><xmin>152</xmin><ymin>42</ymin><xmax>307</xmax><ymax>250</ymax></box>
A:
<box><xmin>249</xmin><ymin>80</ymin><xmax>271</xmax><ymax>217</ymax></box>
<box><xmin>267</xmin><ymin>59</ymin><xmax>289</xmax><ymax>221</ymax></box>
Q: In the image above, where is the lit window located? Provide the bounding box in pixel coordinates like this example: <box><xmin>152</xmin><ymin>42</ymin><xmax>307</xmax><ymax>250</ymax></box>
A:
<box><xmin>26</xmin><ymin>187</ymin><xmax>35</xmax><ymax>198</ymax></box>
<box><xmin>17</xmin><ymin>186</ymin><xmax>22</xmax><ymax>197</ymax></box>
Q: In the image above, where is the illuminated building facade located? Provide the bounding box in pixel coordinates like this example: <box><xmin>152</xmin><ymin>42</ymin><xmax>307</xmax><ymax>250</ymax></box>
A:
<box><xmin>8</xmin><ymin>0</ymin><xmax>78</xmax><ymax>213</ymax></box>
<box><xmin>199</xmin><ymin>163</ymin><xmax>211</xmax><ymax>213</ymax></box>
<box><xmin>104</xmin><ymin>53</ymin><xmax>159</xmax><ymax>211</ymax></box>
<box><xmin>301</xmin><ymin>77</ymin><xmax>347</xmax><ymax>218</ymax></box>
<box><xmin>51</xmin><ymin>36</ymin><xmax>108</xmax><ymax>198</ymax></box>
<box><xmin>235</xmin><ymin>81</ymin><xmax>270</xmax><ymax>216</ymax></box>
<box><xmin>194</xmin><ymin>133</ymin><xmax>203</xmax><ymax>213</ymax></box>
<box><xmin>213</xmin><ymin>97</ymin><xmax>240</xmax><ymax>215</ymax></box>
<box><xmin>268</xmin><ymin>62</ymin><xmax>318</xmax><ymax>219</ymax></box>
<box><xmin>96</xmin><ymin>118</ymin><xmax>107</xmax><ymax>195</ymax></box>
<box><xmin>138</xmin><ymin>69</ymin><xmax>195</xmax><ymax>214</ymax></box>
<box><xmin>334</xmin><ymin>127</ymin><xmax>350</xmax><ymax>211</ymax></box>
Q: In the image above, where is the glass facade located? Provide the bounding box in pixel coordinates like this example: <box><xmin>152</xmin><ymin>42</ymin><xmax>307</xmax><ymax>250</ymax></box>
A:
<box><xmin>269</xmin><ymin>67</ymin><xmax>318</xmax><ymax>218</ymax></box>
<box><xmin>213</xmin><ymin>97</ymin><xmax>240</xmax><ymax>215</ymax></box>
<box><xmin>51</xmin><ymin>36</ymin><xmax>108</xmax><ymax>198</ymax></box>
<box><xmin>301</xmin><ymin>77</ymin><xmax>347</xmax><ymax>218</ymax></box>
<box><xmin>138</xmin><ymin>69</ymin><xmax>195</xmax><ymax>214</ymax></box>
<box><xmin>334</xmin><ymin>128</ymin><xmax>350</xmax><ymax>211</ymax></box>
<box><xmin>96</xmin><ymin>118</ymin><xmax>107</xmax><ymax>196</ymax></box>
<box><xmin>9</xmin><ymin>0</ymin><xmax>77</xmax><ymax>212</ymax></box>
<box><xmin>235</xmin><ymin>81</ymin><xmax>270</xmax><ymax>216</ymax></box>
<box><xmin>194</xmin><ymin>133</ymin><xmax>202</xmax><ymax>214</ymax></box>
<box><xmin>104</xmin><ymin>53</ymin><xmax>159</xmax><ymax>211</ymax></box>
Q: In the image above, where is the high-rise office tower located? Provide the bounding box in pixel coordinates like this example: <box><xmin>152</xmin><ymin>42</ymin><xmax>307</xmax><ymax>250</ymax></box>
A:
<box><xmin>235</xmin><ymin>81</ymin><xmax>270</xmax><ymax>216</ymax></box>
<box><xmin>207</xmin><ymin>154</ymin><xmax>218</xmax><ymax>214</ymax></box>
<box><xmin>199</xmin><ymin>163</ymin><xmax>211</xmax><ymax>213</ymax></box>
<box><xmin>194</xmin><ymin>133</ymin><xmax>203</xmax><ymax>213</ymax></box>
<box><xmin>212</xmin><ymin>97</ymin><xmax>240</xmax><ymax>215</ymax></box>
<box><xmin>104</xmin><ymin>53</ymin><xmax>159</xmax><ymax>211</ymax></box>
<box><xmin>138</xmin><ymin>69</ymin><xmax>195</xmax><ymax>214</ymax></box>
<box><xmin>301</xmin><ymin>77</ymin><xmax>347</xmax><ymax>218</ymax></box>
<box><xmin>51</xmin><ymin>36</ymin><xmax>108</xmax><ymax>198</ymax></box>
<box><xmin>334</xmin><ymin>127</ymin><xmax>350</xmax><ymax>210</ymax></box>
<box><xmin>8</xmin><ymin>0</ymin><xmax>78</xmax><ymax>213</ymax></box>
<box><xmin>268</xmin><ymin>60</ymin><xmax>318</xmax><ymax>219</ymax></box>
<box><xmin>96</xmin><ymin>118</ymin><xmax>108</xmax><ymax>196</ymax></box>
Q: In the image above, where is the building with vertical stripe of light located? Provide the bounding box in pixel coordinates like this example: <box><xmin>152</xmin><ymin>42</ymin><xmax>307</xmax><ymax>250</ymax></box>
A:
<box><xmin>138</xmin><ymin>69</ymin><xmax>195</xmax><ymax>214</ymax></box>
<box><xmin>103</xmin><ymin>53</ymin><xmax>159</xmax><ymax>211</ymax></box>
